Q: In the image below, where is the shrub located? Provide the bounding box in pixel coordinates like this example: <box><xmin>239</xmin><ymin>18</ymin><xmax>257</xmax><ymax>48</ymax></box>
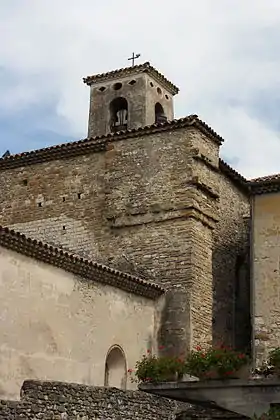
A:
<box><xmin>185</xmin><ymin>345</ymin><xmax>250</xmax><ymax>379</ymax></box>
<box><xmin>128</xmin><ymin>349</ymin><xmax>187</xmax><ymax>383</ymax></box>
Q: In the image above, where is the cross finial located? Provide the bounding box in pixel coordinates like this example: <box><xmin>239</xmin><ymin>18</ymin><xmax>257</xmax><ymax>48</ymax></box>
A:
<box><xmin>128</xmin><ymin>52</ymin><xmax>141</xmax><ymax>66</ymax></box>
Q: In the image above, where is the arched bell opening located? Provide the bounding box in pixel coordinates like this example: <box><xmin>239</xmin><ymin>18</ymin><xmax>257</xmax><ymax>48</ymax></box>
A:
<box><xmin>110</xmin><ymin>97</ymin><xmax>128</xmax><ymax>132</ymax></box>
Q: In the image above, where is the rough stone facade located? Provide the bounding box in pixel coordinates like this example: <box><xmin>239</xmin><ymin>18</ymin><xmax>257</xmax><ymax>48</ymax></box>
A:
<box><xmin>252</xmin><ymin>191</ymin><xmax>280</xmax><ymax>365</ymax></box>
<box><xmin>212</xmin><ymin>173</ymin><xmax>250</xmax><ymax>350</ymax></box>
<box><xmin>0</xmin><ymin>63</ymin><xmax>254</xmax><ymax>373</ymax></box>
<box><xmin>0</xmin><ymin>380</ymin><xmax>248</xmax><ymax>420</ymax></box>
<box><xmin>0</xmin><ymin>121</ymin><xmax>251</xmax><ymax>356</ymax></box>
<box><xmin>84</xmin><ymin>62</ymin><xmax>178</xmax><ymax>138</ymax></box>
<box><xmin>0</xmin><ymin>240</ymin><xmax>163</xmax><ymax>400</ymax></box>
<box><xmin>0</xmin><ymin>380</ymin><xmax>183</xmax><ymax>420</ymax></box>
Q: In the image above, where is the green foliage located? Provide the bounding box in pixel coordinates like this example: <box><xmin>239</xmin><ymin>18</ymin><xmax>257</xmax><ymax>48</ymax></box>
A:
<box><xmin>128</xmin><ymin>350</ymin><xmax>187</xmax><ymax>383</ymax></box>
<box><xmin>129</xmin><ymin>344</ymin><xmax>250</xmax><ymax>383</ymax></box>
<box><xmin>185</xmin><ymin>345</ymin><xmax>250</xmax><ymax>379</ymax></box>
<box><xmin>269</xmin><ymin>348</ymin><xmax>280</xmax><ymax>368</ymax></box>
<box><xmin>252</xmin><ymin>406</ymin><xmax>280</xmax><ymax>420</ymax></box>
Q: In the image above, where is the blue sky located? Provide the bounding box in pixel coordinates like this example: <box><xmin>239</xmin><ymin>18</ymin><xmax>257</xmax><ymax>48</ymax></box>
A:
<box><xmin>0</xmin><ymin>0</ymin><xmax>280</xmax><ymax>178</ymax></box>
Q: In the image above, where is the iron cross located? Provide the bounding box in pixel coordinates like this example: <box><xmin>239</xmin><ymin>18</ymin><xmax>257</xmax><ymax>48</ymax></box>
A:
<box><xmin>128</xmin><ymin>52</ymin><xmax>141</xmax><ymax>66</ymax></box>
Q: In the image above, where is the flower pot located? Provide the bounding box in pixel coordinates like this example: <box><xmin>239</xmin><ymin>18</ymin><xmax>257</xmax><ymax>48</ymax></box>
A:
<box><xmin>199</xmin><ymin>364</ymin><xmax>251</xmax><ymax>381</ymax></box>
<box><xmin>199</xmin><ymin>370</ymin><xmax>220</xmax><ymax>380</ymax></box>
<box><xmin>234</xmin><ymin>364</ymin><xmax>251</xmax><ymax>379</ymax></box>
<box><xmin>219</xmin><ymin>364</ymin><xmax>251</xmax><ymax>380</ymax></box>
<box><xmin>163</xmin><ymin>372</ymin><xmax>179</xmax><ymax>382</ymax></box>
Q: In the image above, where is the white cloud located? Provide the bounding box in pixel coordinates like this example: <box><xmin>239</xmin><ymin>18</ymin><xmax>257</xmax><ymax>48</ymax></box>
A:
<box><xmin>0</xmin><ymin>0</ymin><xmax>280</xmax><ymax>178</ymax></box>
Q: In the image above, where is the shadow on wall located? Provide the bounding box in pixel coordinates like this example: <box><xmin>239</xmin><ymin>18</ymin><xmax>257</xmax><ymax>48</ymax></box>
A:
<box><xmin>104</xmin><ymin>345</ymin><xmax>127</xmax><ymax>390</ymax></box>
<box><xmin>157</xmin><ymin>289</ymin><xmax>190</xmax><ymax>356</ymax></box>
<box><xmin>212</xmin><ymin>242</ymin><xmax>251</xmax><ymax>355</ymax></box>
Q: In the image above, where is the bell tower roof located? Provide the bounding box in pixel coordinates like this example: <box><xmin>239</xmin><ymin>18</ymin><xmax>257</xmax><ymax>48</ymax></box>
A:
<box><xmin>83</xmin><ymin>62</ymin><xmax>179</xmax><ymax>96</ymax></box>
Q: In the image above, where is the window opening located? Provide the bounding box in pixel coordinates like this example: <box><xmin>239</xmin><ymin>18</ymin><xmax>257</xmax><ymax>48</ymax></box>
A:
<box><xmin>155</xmin><ymin>102</ymin><xmax>167</xmax><ymax>124</ymax></box>
<box><xmin>110</xmin><ymin>97</ymin><xmax>128</xmax><ymax>132</ymax></box>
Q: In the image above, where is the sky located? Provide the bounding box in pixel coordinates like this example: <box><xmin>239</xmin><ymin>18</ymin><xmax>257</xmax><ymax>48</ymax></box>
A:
<box><xmin>0</xmin><ymin>1</ymin><xmax>280</xmax><ymax>179</ymax></box>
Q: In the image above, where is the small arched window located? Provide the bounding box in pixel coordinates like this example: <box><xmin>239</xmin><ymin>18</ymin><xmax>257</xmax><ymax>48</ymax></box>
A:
<box><xmin>104</xmin><ymin>345</ymin><xmax>127</xmax><ymax>390</ymax></box>
<box><xmin>155</xmin><ymin>102</ymin><xmax>167</xmax><ymax>124</ymax></box>
<box><xmin>110</xmin><ymin>97</ymin><xmax>128</xmax><ymax>132</ymax></box>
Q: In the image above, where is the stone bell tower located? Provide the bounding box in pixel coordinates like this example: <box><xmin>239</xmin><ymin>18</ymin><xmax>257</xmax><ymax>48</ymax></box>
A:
<box><xmin>83</xmin><ymin>62</ymin><xmax>179</xmax><ymax>138</ymax></box>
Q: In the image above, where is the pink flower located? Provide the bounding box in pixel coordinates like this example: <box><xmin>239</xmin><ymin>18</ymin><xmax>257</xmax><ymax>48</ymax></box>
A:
<box><xmin>127</xmin><ymin>368</ymin><xmax>133</xmax><ymax>373</ymax></box>
<box><xmin>147</xmin><ymin>349</ymin><xmax>151</xmax><ymax>354</ymax></box>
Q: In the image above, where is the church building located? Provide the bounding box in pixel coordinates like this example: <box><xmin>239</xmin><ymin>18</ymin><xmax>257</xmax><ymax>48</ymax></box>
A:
<box><xmin>0</xmin><ymin>61</ymin><xmax>279</xmax><ymax>400</ymax></box>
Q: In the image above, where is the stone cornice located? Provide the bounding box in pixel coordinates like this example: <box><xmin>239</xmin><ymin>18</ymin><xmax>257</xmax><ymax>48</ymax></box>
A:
<box><xmin>83</xmin><ymin>62</ymin><xmax>179</xmax><ymax>95</ymax></box>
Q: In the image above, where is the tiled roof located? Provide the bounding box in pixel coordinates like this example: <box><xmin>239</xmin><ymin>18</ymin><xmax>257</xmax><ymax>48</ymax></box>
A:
<box><xmin>0</xmin><ymin>226</ymin><xmax>164</xmax><ymax>300</ymax></box>
<box><xmin>249</xmin><ymin>173</ymin><xmax>280</xmax><ymax>194</ymax></box>
<box><xmin>0</xmin><ymin>113</ymin><xmax>252</xmax><ymax>192</ymax></box>
<box><xmin>0</xmin><ymin>115</ymin><xmax>224</xmax><ymax>170</ymax></box>
<box><xmin>83</xmin><ymin>62</ymin><xmax>179</xmax><ymax>95</ymax></box>
<box><xmin>219</xmin><ymin>159</ymin><xmax>249</xmax><ymax>191</ymax></box>
<box><xmin>250</xmin><ymin>173</ymin><xmax>280</xmax><ymax>183</ymax></box>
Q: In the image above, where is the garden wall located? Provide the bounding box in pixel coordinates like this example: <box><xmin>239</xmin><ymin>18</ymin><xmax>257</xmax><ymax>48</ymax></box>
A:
<box><xmin>0</xmin><ymin>380</ymin><xmax>249</xmax><ymax>420</ymax></box>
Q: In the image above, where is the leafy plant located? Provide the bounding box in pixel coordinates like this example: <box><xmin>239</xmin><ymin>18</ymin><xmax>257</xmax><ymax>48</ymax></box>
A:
<box><xmin>129</xmin><ymin>344</ymin><xmax>250</xmax><ymax>384</ymax></box>
<box><xmin>269</xmin><ymin>348</ymin><xmax>280</xmax><ymax>369</ymax></box>
<box><xmin>128</xmin><ymin>349</ymin><xmax>187</xmax><ymax>383</ymax></box>
<box><xmin>252</xmin><ymin>406</ymin><xmax>280</xmax><ymax>420</ymax></box>
<box><xmin>185</xmin><ymin>345</ymin><xmax>250</xmax><ymax>379</ymax></box>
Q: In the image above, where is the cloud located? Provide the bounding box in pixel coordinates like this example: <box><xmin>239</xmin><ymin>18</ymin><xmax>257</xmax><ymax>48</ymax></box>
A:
<box><xmin>0</xmin><ymin>0</ymin><xmax>280</xmax><ymax>178</ymax></box>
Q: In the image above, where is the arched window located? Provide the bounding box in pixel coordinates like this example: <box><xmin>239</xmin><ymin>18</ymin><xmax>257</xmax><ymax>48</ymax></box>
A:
<box><xmin>155</xmin><ymin>102</ymin><xmax>167</xmax><ymax>123</ymax></box>
<box><xmin>104</xmin><ymin>345</ymin><xmax>127</xmax><ymax>390</ymax></box>
<box><xmin>110</xmin><ymin>98</ymin><xmax>128</xmax><ymax>132</ymax></box>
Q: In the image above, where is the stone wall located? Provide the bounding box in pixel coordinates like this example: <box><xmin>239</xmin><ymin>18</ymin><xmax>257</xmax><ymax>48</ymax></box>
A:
<box><xmin>87</xmin><ymin>72</ymin><xmax>175</xmax><ymax>138</ymax></box>
<box><xmin>0</xmin><ymin>152</ymin><xmax>107</xmax><ymax>262</ymax></box>
<box><xmin>252</xmin><ymin>192</ymin><xmax>280</xmax><ymax>365</ymax></box>
<box><xmin>0</xmin><ymin>380</ymin><xmax>248</xmax><ymax>420</ymax></box>
<box><xmin>0</xmin><ymin>380</ymin><xmax>182</xmax><ymax>420</ymax></box>
<box><xmin>212</xmin><ymin>173</ymin><xmax>250</xmax><ymax>350</ymax></box>
<box><xmin>0</xmin><ymin>124</ymin><xmax>251</xmax><ymax>354</ymax></box>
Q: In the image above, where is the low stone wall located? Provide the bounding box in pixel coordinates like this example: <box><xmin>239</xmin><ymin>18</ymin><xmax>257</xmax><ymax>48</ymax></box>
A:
<box><xmin>176</xmin><ymin>407</ymin><xmax>248</xmax><ymax>420</ymax></box>
<box><xmin>0</xmin><ymin>380</ymin><xmax>182</xmax><ymax>419</ymax></box>
<box><xmin>0</xmin><ymin>380</ymin><xmax>249</xmax><ymax>420</ymax></box>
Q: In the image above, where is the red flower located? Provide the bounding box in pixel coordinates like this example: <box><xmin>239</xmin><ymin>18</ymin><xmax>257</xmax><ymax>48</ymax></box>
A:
<box><xmin>127</xmin><ymin>368</ymin><xmax>133</xmax><ymax>373</ymax></box>
<box><xmin>147</xmin><ymin>349</ymin><xmax>151</xmax><ymax>354</ymax></box>
<box><xmin>238</xmin><ymin>353</ymin><xmax>245</xmax><ymax>359</ymax></box>
<box><xmin>196</xmin><ymin>346</ymin><xmax>202</xmax><ymax>351</ymax></box>
<box><xmin>158</xmin><ymin>345</ymin><xmax>165</xmax><ymax>350</ymax></box>
<box><xmin>225</xmin><ymin>371</ymin><xmax>234</xmax><ymax>376</ymax></box>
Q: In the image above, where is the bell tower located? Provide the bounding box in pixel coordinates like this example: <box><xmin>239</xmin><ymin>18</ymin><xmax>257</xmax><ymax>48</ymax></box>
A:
<box><xmin>83</xmin><ymin>62</ymin><xmax>179</xmax><ymax>138</ymax></box>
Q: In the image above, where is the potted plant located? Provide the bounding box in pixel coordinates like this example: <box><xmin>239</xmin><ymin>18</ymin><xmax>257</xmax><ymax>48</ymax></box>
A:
<box><xmin>185</xmin><ymin>345</ymin><xmax>251</xmax><ymax>380</ymax></box>
<box><xmin>128</xmin><ymin>349</ymin><xmax>187</xmax><ymax>383</ymax></box>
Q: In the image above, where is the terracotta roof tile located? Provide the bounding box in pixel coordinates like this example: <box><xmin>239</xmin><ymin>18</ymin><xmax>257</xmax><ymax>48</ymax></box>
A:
<box><xmin>0</xmin><ymin>226</ymin><xmax>164</xmax><ymax>300</ymax></box>
<box><xmin>250</xmin><ymin>173</ymin><xmax>280</xmax><ymax>183</ymax></box>
<box><xmin>0</xmin><ymin>113</ymin><xmax>254</xmax><ymax>193</ymax></box>
<box><xmin>83</xmin><ymin>62</ymin><xmax>179</xmax><ymax>95</ymax></box>
<box><xmin>219</xmin><ymin>159</ymin><xmax>249</xmax><ymax>191</ymax></box>
<box><xmin>0</xmin><ymin>115</ymin><xmax>225</xmax><ymax>170</ymax></box>
<box><xmin>249</xmin><ymin>173</ymin><xmax>280</xmax><ymax>194</ymax></box>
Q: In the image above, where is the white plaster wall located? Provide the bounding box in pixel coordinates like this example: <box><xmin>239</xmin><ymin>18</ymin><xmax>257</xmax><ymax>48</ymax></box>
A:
<box><xmin>0</xmin><ymin>246</ymin><xmax>157</xmax><ymax>400</ymax></box>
